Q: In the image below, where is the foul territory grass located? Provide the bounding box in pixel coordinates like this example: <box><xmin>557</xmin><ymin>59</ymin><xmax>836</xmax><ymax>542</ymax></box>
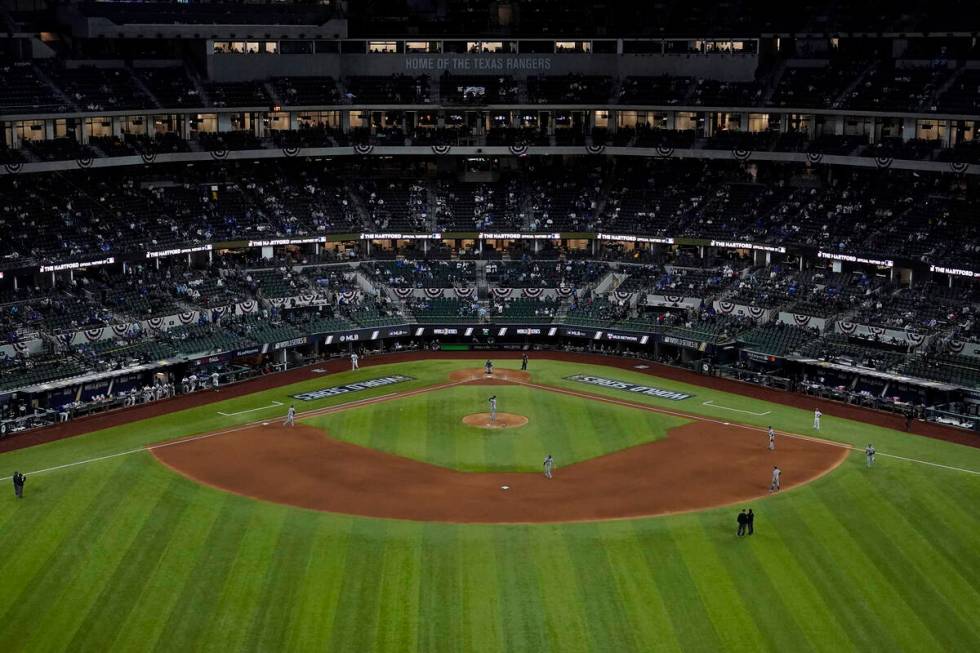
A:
<box><xmin>1</xmin><ymin>357</ymin><xmax>980</xmax><ymax>651</ymax></box>
<box><xmin>304</xmin><ymin>384</ymin><xmax>688</xmax><ymax>471</ymax></box>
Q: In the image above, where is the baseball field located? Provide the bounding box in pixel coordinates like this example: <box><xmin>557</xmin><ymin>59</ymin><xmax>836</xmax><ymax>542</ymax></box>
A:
<box><xmin>2</xmin><ymin>353</ymin><xmax>980</xmax><ymax>652</ymax></box>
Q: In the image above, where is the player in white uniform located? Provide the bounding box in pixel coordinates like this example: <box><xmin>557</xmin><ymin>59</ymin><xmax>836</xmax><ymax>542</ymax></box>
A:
<box><xmin>283</xmin><ymin>404</ymin><xmax>296</xmax><ymax>427</ymax></box>
<box><xmin>767</xmin><ymin>426</ymin><xmax>776</xmax><ymax>451</ymax></box>
<box><xmin>769</xmin><ymin>465</ymin><xmax>781</xmax><ymax>493</ymax></box>
<box><xmin>543</xmin><ymin>455</ymin><xmax>554</xmax><ymax>479</ymax></box>
<box><xmin>813</xmin><ymin>408</ymin><xmax>822</xmax><ymax>430</ymax></box>
<box><xmin>351</xmin><ymin>352</ymin><xmax>359</xmax><ymax>370</ymax></box>
<box><xmin>488</xmin><ymin>395</ymin><xmax>497</xmax><ymax>422</ymax></box>
<box><xmin>865</xmin><ymin>444</ymin><xmax>876</xmax><ymax>467</ymax></box>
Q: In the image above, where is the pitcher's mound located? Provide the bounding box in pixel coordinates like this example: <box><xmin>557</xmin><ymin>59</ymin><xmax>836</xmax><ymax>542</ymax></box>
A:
<box><xmin>462</xmin><ymin>412</ymin><xmax>529</xmax><ymax>429</ymax></box>
<box><xmin>449</xmin><ymin>368</ymin><xmax>531</xmax><ymax>385</ymax></box>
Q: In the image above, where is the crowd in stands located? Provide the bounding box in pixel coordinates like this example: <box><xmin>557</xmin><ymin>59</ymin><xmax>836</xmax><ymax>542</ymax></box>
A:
<box><xmin>1</xmin><ymin>159</ymin><xmax>977</xmax><ymax>274</ymax></box>
<box><xmin>362</xmin><ymin>260</ymin><xmax>475</xmax><ymax>288</ymax></box>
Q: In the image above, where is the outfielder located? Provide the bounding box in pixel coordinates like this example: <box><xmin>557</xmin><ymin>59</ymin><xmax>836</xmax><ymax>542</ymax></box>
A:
<box><xmin>767</xmin><ymin>426</ymin><xmax>776</xmax><ymax>451</ymax></box>
<box><xmin>283</xmin><ymin>404</ymin><xmax>296</xmax><ymax>427</ymax></box>
<box><xmin>488</xmin><ymin>395</ymin><xmax>497</xmax><ymax>423</ymax></box>
<box><xmin>813</xmin><ymin>408</ymin><xmax>822</xmax><ymax>430</ymax></box>
<box><xmin>543</xmin><ymin>455</ymin><xmax>554</xmax><ymax>479</ymax></box>
<box><xmin>769</xmin><ymin>465</ymin><xmax>781</xmax><ymax>493</ymax></box>
<box><xmin>865</xmin><ymin>443</ymin><xmax>876</xmax><ymax>467</ymax></box>
<box><xmin>351</xmin><ymin>352</ymin><xmax>359</xmax><ymax>370</ymax></box>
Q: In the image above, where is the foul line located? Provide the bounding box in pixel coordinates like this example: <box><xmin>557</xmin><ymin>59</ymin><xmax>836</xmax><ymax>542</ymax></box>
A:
<box><xmin>0</xmin><ymin>382</ymin><xmax>463</xmax><ymax>482</ymax></box>
<box><xmin>217</xmin><ymin>400</ymin><xmax>283</xmax><ymax>417</ymax></box>
<box><xmin>701</xmin><ymin>400</ymin><xmax>771</xmax><ymax>416</ymax></box>
<box><xmin>4</xmin><ymin>376</ymin><xmax>979</xmax><ymax>481</ymax></box>
<box><xmin>515</xmin><ymin>380</ymin><xmax>980</xmax><ymax>477</ymax></box>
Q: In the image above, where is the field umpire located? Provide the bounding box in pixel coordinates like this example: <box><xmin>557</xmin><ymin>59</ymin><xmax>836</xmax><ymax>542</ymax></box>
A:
<box><xmin>12</xmin><ymin>471</ymin><xmax>26</xmax><ymax>498</ymax></box>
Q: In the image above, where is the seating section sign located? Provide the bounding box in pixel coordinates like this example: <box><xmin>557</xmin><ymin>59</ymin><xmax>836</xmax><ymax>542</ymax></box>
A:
<box><xmin>293</xmin><ymin>375</ymin><xmax>414</xmax><ymax>401</ymax></box>
<box><xmin>565</xmin><ymin>375</ymin><xmax>693</xmax><ymax>401</ymax></box>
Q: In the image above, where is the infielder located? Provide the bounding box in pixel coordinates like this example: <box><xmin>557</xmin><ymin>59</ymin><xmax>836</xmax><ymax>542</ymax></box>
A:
<box><xmin>769</xmin><ymin>465</ymin><xmax>781</xmax><ymax>493</ymax></box>
<box><xmin>767</xmin><ymin>426</ymin><xmax>776</xmax><ymax>451</ymax></box>
<box><xmin>351</xmin><ymin>352</ymin><xmax>359</xmax><ymax>370</ymax></box>
<box><xmin>488</xmin><ymin>395</ymin><xmax>497</xmax><ymax>423</ymax></box>
<box><xmin>813</xmin><ymin>408</ymin><xmax>822</xmax><ymax>430</ymax></box>
<box><xmin>543</xmin><ymin>455</ymin><xmax>554</xmax><ymax>479</ymax></box>
<box><xmin>484</xmin><ymin>359</ymin><xmax>494</xmax><ymax>375</ymax></box>
<box><xmin>283</xmin><ymin>404</ymin><xmax>296</xmax><ymax>427</ymax></box>
<box><xmin>865</xmin><ymin>443</ymin><xmax>876</xmax><ymax>467</ymax></box>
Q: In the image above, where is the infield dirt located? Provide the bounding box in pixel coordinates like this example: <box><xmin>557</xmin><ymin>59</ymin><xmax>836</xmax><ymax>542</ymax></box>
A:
<box><xmin>153</xmin><ymin>387</ymin><xmax>848</xmax><ymax>523</ymax></box>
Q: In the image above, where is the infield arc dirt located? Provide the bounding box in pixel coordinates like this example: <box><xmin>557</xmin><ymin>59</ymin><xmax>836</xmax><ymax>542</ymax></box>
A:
<box><xmin>152</xmin><ymin>375</ymin><xmax>849</xmax><ymax>523</ymax></box>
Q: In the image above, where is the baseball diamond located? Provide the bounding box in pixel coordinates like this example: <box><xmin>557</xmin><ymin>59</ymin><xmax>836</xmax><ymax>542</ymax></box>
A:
<box><xmin>3</xmin><ymin>354</ymin><xmax>980</xmax><ymax>652</ymax></box>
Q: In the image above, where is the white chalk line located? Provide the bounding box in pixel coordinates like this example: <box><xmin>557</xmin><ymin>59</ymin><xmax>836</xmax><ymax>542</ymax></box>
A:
<box><xmin>516</xmin><ymin>380</ymin><xmax>980</xmax><ymax>477</ymax></box>
<box><xmin>217</xmin><ymin>400</ymin><xmax>283</xmax><ymax>417</ymax></box>
<box><xmin>701</xmin><ymin>400</ymin><xmax>771</xmax><ymax>416</ymax></box>
<box><xmin>3</xmin><ymin>376</ymin><xmax>978</xmax><ymax>482</ymax></box>
<box><xmin>0</xmin><ymin>382</ymin><xmax>464</xmax><ymax>482</ymax></box>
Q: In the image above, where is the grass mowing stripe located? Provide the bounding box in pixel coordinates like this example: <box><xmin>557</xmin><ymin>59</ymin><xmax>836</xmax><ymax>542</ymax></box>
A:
<box><xmin>771</xmin><ymin>494</ymin><xmax>894</xmax><ymax>652</ymax></box>
<box><xmin>325</xmin><ymin>519</ymin><xmax>390</xmax><ymax>652</ymax></box>
<box><xmin>739</xmin><ymin>511</ymin><xmax>855</xmax><ymax>651</ymax></box>
<box><xmin>559</xmin><ymin>523</ymin><xmax>643</xmax><ymax>653</ymax></box>
<box><xmin>845</xmin><ymin>469</ymin><xmax>980</xmax><ymax>642</ymax></box>
<box><xmin>62</xmin><ymin>475</ymin><xmax>189</xmax><ymax>653</ymax></box>
<box><xmin>593</xmin><ymin>522</ymin><xmax>682</xmax><ymax>652</ymax></box>
<box><xmin>494</xmin><ymin>527</ymin><xmax>550</xmax><ymax>653</ymax></box>
<box><xmin>373</xmin><ymin>521</ymin><xmax>424</xmax><ymax>653</ymax></box>
<box><xmin>247</xmin><ymin>510</ymin><xmax>320</xmax><ymax>652</ymax></box>
<box><xmin>668</xmin><ymin>514</ymin><xmax>770</xmax><ymax>652</ymax></box>
<box><xmin>0</xmin><ymin>460</ymin><xmax>131</xmax><ymax>636</ymax></box>
<box><xmin>418</xmin><ymin>523</ymin><xmax>462</xmax><ymax>653</ymax></box>
<box><xmin>457</xmin><ymin>527</ymin><xmax>505</xmax><ymax>652</ymax></box>
<box><xmin>105</xmin><ymin>482</ymin><xmax>229</xmax><ymax>651</ymax></box>
<box><xmin>282</xmin><ymin>516</ymin><xmax>356</xmax><ymax>652</ymax></box>
<box><xmin>201</xmin><ymin>507</ymin><xmax>289</xmax><ymax>652</ymax></box>
<box><xmin>528</xmin><ymin>525</ymin><xmax>594</xmax><ymax>653</ymax></box>
<box><xmin>806</xmin><ymin>471</ymin><xmax>947</xmax><ymax>650</ymax></box>
<box><xmin>701</xmin><ymin>512</ymin><xmax>818</xmax><ymax>652</ymax></box>
<box><xmin>901</xmin><ymin>483</ymin><xmax>980</xmax><ymax>603</ymax></box>
<box><xmin>0</xmin><ymin>457</ymin><xmax>102</xmax><ymax>592</ymax></box>
<box><xmin>1</xmin><ymin>457</ymin><xmax>148</xmax><ymax>651</ymax></box>
<box><xmin>628</xmin><ymin>519</ymin><xmax>724</xmax><ymax>651</ymax></box>
<box><xmin>150</xmin><ymin>497</ymin><xmax>256</xmax><ymax>653</ymax></box>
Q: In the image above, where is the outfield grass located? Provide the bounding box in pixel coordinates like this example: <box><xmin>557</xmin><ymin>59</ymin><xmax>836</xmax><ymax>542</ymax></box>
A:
<box><xmin>304</xmin><ymin>384</ymin><xmax>687</xmax><ymax>471</ymax></box>
<box><xmin>2</xmin><ymin>357</ymin><xmax>980</xmax><ymax>651</ymax></box>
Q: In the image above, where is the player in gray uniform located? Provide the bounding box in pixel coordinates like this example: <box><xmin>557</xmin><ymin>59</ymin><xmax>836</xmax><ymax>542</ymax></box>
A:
<box><xmin>488</xmin><ymin>395</ymin><xmax>497</xmax><ymax>422</ymax></box>
<box><xmin>543</xmin><ymin>455</ymin><xmax>554</xmax><ymax>479</ymax></box>
<box><xmin>813</xmin><ymin>408</ymin><xmax>822</xmax><ymax>430</ymax></box>
<box><xmin>351</xmin><ymin>352</ymin><xmax>359</xmax><ymax>370</ymax></box>
<box><xmin>767</xmin><ymin>426</ymin><xmax>776</xmax><ymax>451</ymax></box>
<box><xmin>865</xmin><ymin>444</ymin><xmax>876</xmax><ymax>467</ymax></box>
<box><xmin>283</xmin><ymin>404</ymin><xmax>296</xmax><ymax>427</ymax></box>
<box><xmin>769</xmin><ymin>465</ymin><xmax>781</xmax><ymax>493</ymax></box>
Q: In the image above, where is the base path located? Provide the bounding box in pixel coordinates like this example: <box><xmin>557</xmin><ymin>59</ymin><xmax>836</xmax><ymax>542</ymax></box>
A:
<box><xmin>462</xmin><ymin>412</ymin><xmax>529</xmax><ymax>429</ymax></box>
<box><xmin>152</xmin><ymin>419</ymin><xmax>847</xmax><ymax>523</ymax></box>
